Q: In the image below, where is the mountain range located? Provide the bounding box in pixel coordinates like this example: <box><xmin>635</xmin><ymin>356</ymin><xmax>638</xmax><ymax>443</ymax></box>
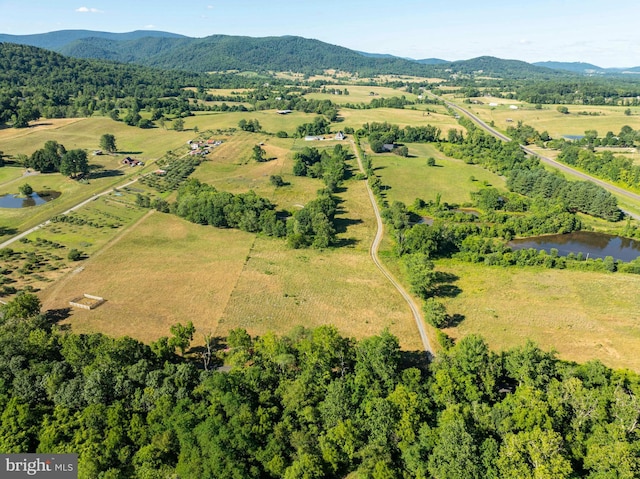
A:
<box><xmin>0</xmin><ymin>29</ymin><xmax>637</xmax><ymax>78</ymax></box>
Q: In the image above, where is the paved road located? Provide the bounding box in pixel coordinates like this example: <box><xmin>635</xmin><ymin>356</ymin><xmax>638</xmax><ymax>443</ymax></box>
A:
<box><xmin>443</xmin><ymin>100</ymin><xmax>640</xmax><ymax>220</ymax></box>
<box><xmin>350</xmin><ymin>140</ymin><xmax>434</xmax><ymax>356</ymax></box>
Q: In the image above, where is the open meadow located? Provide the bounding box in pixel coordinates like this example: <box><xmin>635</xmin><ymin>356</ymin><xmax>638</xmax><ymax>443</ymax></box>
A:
<box><xmin>4</xmin><ymin>89</ymin><xmax>640</xmax><ymax>367</ymax></box>
<box><xmin>304</xmin><ymin>85</ymin><xmax>419</xmax><ymax>105</ymax></box>
<box><xmin>438</xmin><ymin>259</ymin><xmax>640</xmax><ymax>371</ymax></box>
<box><xmin>339</xmin><ymin>107</ymin><xmax>461</xmax><ymax>133</ymax></box>
<box><xmin>371</xmin><ymin>143</ymin><xmax>507</xmax><ymax>205</ymax></box>
<box><xmin>37</xmin><ymin>171</ymin><xmax>424</xmax><ymax>350</ymax></box>
<box><xmin>448</xmin><ymin>97</ymin><xmax>640</xmax><ymax>139</ymax></box>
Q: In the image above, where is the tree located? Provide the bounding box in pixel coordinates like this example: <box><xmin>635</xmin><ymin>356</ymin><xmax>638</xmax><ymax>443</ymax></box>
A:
<box><xmin>423</xmin><ymin>298</ymin><xmax>448</xmax><ymax>328</ymax></box>
<box><xmin>173</xmin><ymin>118</ymin><xmax>185</xmax><ymax>132</ymax></box>
<box><xmin>403</xmin><ymin>253</ymin><xmax>436</xmax><ymax>299</ymax></box>
<box><xmin>59</xmin><ymin>149</ymin><xmax>89</xmax><ymax>179</ymax></box>
<box><xmin>270</xmin><ymin>175</ymin><xmax>285</xmax><ymax>187</ymax></box>
<box><xmin>253</xmin><ymin>145</ymin><xmax>267</xmax><ymax>162</ymax></box>
<box><xmin>557</xmin><ymin>106</ymin><xmax>569</xmax><ymax>114</ymax></box>
<box><xmin>427</xmin><ymin>157</ymin><xmax>436</xmax><ymax>166</ymax></box>
<box><xmin>99</xmin><ymin>134</ymin><xmax>117</xmax><ymax>153</ymax></box>
<box><xmin>18</xmin><ymin>183</ymin><xmax>33</xmax><ymax>197</ymax></box>
<box><xmin>169</xmin><ymin>321</ymin><xmax>196</xmax><ymax>356</ymax></box>
<box><xmin>67</xmin><ymin>249</ymin><xmax>82</xmax><ymax>261</ymax></box>
<box><xmin>1</xmin><ymin>291</ymin><xmax>41</xmax><ymax>322</ymax></box>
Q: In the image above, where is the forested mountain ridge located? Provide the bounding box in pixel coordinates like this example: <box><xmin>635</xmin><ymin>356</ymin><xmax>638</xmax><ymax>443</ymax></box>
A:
<box><xmin>1</xmin><ymin>29</ymin><xmax>573</xmax><ymax>79</ymax></box>
<box><xmin>0</xmin><ymin>29</ymin><xmax>186</xmax><ymax>50</ymax></box>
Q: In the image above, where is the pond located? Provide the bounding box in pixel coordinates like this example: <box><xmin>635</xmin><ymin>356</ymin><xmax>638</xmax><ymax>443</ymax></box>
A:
<box><xmin>0</xmin><ymin>191</ymin><xmax>61</xmax><ymax>208</ymax></box>
<box><xmin>508</xmin><ymin>231</ymin><xmax>640</xmax><ymax>262</ymax></box>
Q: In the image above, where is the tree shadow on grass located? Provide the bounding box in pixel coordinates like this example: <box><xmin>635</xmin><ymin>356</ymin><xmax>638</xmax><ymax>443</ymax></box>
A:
<box><xmin>90</xmin><ymin>169</ymin><xmax>125</xmax><ymax>180</ymax></box>
<box><xmin>0</xmin><ymin>226</ymin><xmax>18</xmax><ymax>237</ymax></box>
<box><xmin>447</xmin><ymin>313</ymin><xmax>466</xmax><ymax>327</ymax></box>
<box><xmin>432</xmin><ymin>284</ymin><xmax>463</xmax><ymax>298</ymax></box>
<box><xmin>333</xmin><ymin>237</ymin><xmax>359</xmax><ymax>248</ymax></box>
<box><xmin>46</xmin><ymin>307</ymin><xmax>72</xmax><ymax>323</ymax></box>
<box><xmin>333</xmin><ymin>217</ymin><xmax>363</xmax><ymax>234</ymax></box>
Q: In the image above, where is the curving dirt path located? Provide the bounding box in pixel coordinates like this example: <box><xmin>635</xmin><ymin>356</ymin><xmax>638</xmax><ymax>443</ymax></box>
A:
<box><xmin>350</xmin><ymin>140</ymin><xmax>434</xmax><ymax>356</ymax></box>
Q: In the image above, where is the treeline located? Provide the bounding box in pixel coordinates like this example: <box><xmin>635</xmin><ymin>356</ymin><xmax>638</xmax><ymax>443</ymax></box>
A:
<box><xmin>557</xmin><ymin>147</ymin><xmax>640</xmax><ymax>189</ymax></box>
<box><xmin>358</xmin><ymin>121</ymin><xmax>442</xmax><ymax>153</ymax></box>
<box><xmin>169</xmin><ymin>178</ymin><xmax>340</xmax><ymax>249</ymax></box>
<box><xmin>512</xmin><ymin>79</ymin><xmax>640</xmax><ymax>105</ymax></box>
<box><xmin>440</xmin><ymin>119</ymin><xmax>622</xmax><ymax>221</ymax></box>
<box><xmin>173</xmin><ymin>179</ymin><xmax>286</xmax><ymax>237</ymax></box>
<box><xmin>2</xmin><ymin>294</ymin><xmax>640</xmax><ymax>478</ymax></box>
<box><xmin>508</xmin><ymin>168</ymin><xmax>622</xmax><ymax>221</ymax></box>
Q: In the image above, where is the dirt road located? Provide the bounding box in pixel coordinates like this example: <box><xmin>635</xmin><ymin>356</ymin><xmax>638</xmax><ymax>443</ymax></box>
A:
<box><xmin>350</xmin><ymin>140</ymin><xmax>434</xmax><ymax>356</ymax></box>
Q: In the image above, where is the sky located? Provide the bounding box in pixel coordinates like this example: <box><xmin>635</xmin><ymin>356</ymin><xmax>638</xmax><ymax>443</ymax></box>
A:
<box><xmin>1</xmin><ymin>0</ymin><xmax>639</xmax><ymax>68</ymax></box>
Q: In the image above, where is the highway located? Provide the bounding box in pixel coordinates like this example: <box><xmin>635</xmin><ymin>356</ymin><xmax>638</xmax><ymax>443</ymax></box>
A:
<box><xmin>442</xmin><ymin>100</ymin><xmax>640</xmax><ymax>220</ymax></box>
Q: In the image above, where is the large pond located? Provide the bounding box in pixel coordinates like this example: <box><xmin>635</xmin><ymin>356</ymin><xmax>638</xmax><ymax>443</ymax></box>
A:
<box><xmin>0</xmin><ymin>191</ymin><xmax>61</xmax><ymax>208</ymax></box>
<box><xmin>508</xmin><ymin>231</ymin><xmax>640</xmax><ymax>262</ymax></box>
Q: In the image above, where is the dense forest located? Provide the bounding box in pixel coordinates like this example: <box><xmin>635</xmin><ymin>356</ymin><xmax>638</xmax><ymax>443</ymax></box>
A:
<box><xmin>1</xmin><ymin>293</ymin><xmax>639</xmax><ymax>478</ymax></box>
<box><xmin>0</xmin><ymin>43</ymin><xmax>276</xmax><ymax>127</ymax></box>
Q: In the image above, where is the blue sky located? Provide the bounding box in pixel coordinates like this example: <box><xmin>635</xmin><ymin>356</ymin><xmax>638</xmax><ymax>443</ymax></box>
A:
<box><xmin>1</xmin><ymin>0</ymin><xmax>639</xmax><ymax>67</ymax></box>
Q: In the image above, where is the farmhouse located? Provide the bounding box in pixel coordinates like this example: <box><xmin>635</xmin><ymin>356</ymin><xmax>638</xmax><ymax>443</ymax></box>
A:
<box><xmin>277</xmin><ymin>110</ymin><xmax>292</xmax><ymax>114</ymax></box>
<box><xmin>335</xmin><ymin>131</ymin><xmax>346</xmax><ymax>140</ymax></box>
<box><xmin>382</xmin><ymin>144</ymin><xmax>395</xmax><ymax>152</ymax></box>
<box><xmin>305</xmin><ymin>135</ymin><xmax>324</xmax><ymax>141</ymax></box>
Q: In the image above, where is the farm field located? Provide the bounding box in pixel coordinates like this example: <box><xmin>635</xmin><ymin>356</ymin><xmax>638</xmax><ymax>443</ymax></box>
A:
<box><xmin>1</xmin><ymin>189</ymin><xmax>149</xmax><ymax>295</ymax></box>
<box><xmin>207</xmin><ymin>146</ymin><xmax>423</xmax><ymax>349</ymax></box>
<box><xmin>188</xmin><ymin>110</ymin><xmax>320</xmax><ymax>136</ymax></box>
<box><xmin>39</xmin><ymin>212</ymin><xmax>257</xmax><ymax>343</ymax></box>
<box><xmin>438</xmin><ymin>259</ymin><xmax>640</xmax><ymax>371</ymax></box>
<box><xmin>449</xmin><ymin>98</ymin><xmax>640</xmax><ymax>139</ymax></box>
<box><xmin>339</xmin><ymin>107</ymin><xmax>460</xmax><ymax>133</ymax></box>
<box><xmin>304</xmin><ymin>85</ymin><xmax>418</xmax><ymax>105</ymax></box>
<box><xmin>371</xmin><ymin>143</ymin><xmax>507</xmax><ymax>205</ymax></box>
<box><xmin>37</xmin><ymin>168</ymin><xmax>424</xmax><ymax>350</ymax></box>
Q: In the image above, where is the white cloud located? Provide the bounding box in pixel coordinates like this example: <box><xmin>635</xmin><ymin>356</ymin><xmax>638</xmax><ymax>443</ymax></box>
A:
<box><xmin>207</xmin><ymin>5</ymin><xmax>214</xmax><ymax>8</ymax></box>
<box><xmin>143</xmin><ymin>24</ymin><xmax>156</xmax><ymax>29</ymax></box>
<box><xmin>75</xmin><ymin>7</ymin><xmax>103</xmax><ymax>13</ymax></box>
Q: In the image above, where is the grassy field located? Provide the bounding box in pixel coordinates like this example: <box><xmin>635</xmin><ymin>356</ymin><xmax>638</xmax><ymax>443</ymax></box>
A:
<box><xmin>448</xmin><ymin>99</ymin><xmax>640</xmax><ymax>140</ymax></box>
<box><xmin>37</xmin><ymin>173</ymin><xmax>424</xmax><ymax>350</ymax></box>
<box><xmin>305</xmin><ymin>85</ymin><xmax>418</xmax><ymax>105</ymax></box>
<box><xmin>188</xmin><ymin>110</ymin><xmax>320</xmax><ymax>136</ymax></box>
<box><xmin>1</xmin><ymin>189</ymin><xmax>149</xmax><ymax>294</ymax></box>
<box><xmin>39</xmin><ymin>212</ymin><xmax>257</xmax><ymax>343</ymax></box>
<box><xmin>205</xmin><ymin>154</ymin><xmax>424</xmax><ymax>350</ymax></box>
<box><xmin>339</xmin><ymin>107</ymin><xmax>461</xmax><ymax>133</ymax></box>
<box><xmin>437</xmin><ymin>259</ymin><xmax>640</xmax><ymax>371</ymax></box>
<box><xmin>0</xmin><ymin>117</ymin><xmax>196</xmax><ymax>159</ymax></box>
<box><xmin>371</xmin><ymin>143</ymin><xmax>507</xmax><ymax>205</ymax></box>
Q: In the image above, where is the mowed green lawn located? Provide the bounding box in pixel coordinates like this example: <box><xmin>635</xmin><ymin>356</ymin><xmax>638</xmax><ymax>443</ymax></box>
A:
<box><xmin>438</xmin><ymin>259</ymin><xmax>640</xmax><ymax>371</ymax></box>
